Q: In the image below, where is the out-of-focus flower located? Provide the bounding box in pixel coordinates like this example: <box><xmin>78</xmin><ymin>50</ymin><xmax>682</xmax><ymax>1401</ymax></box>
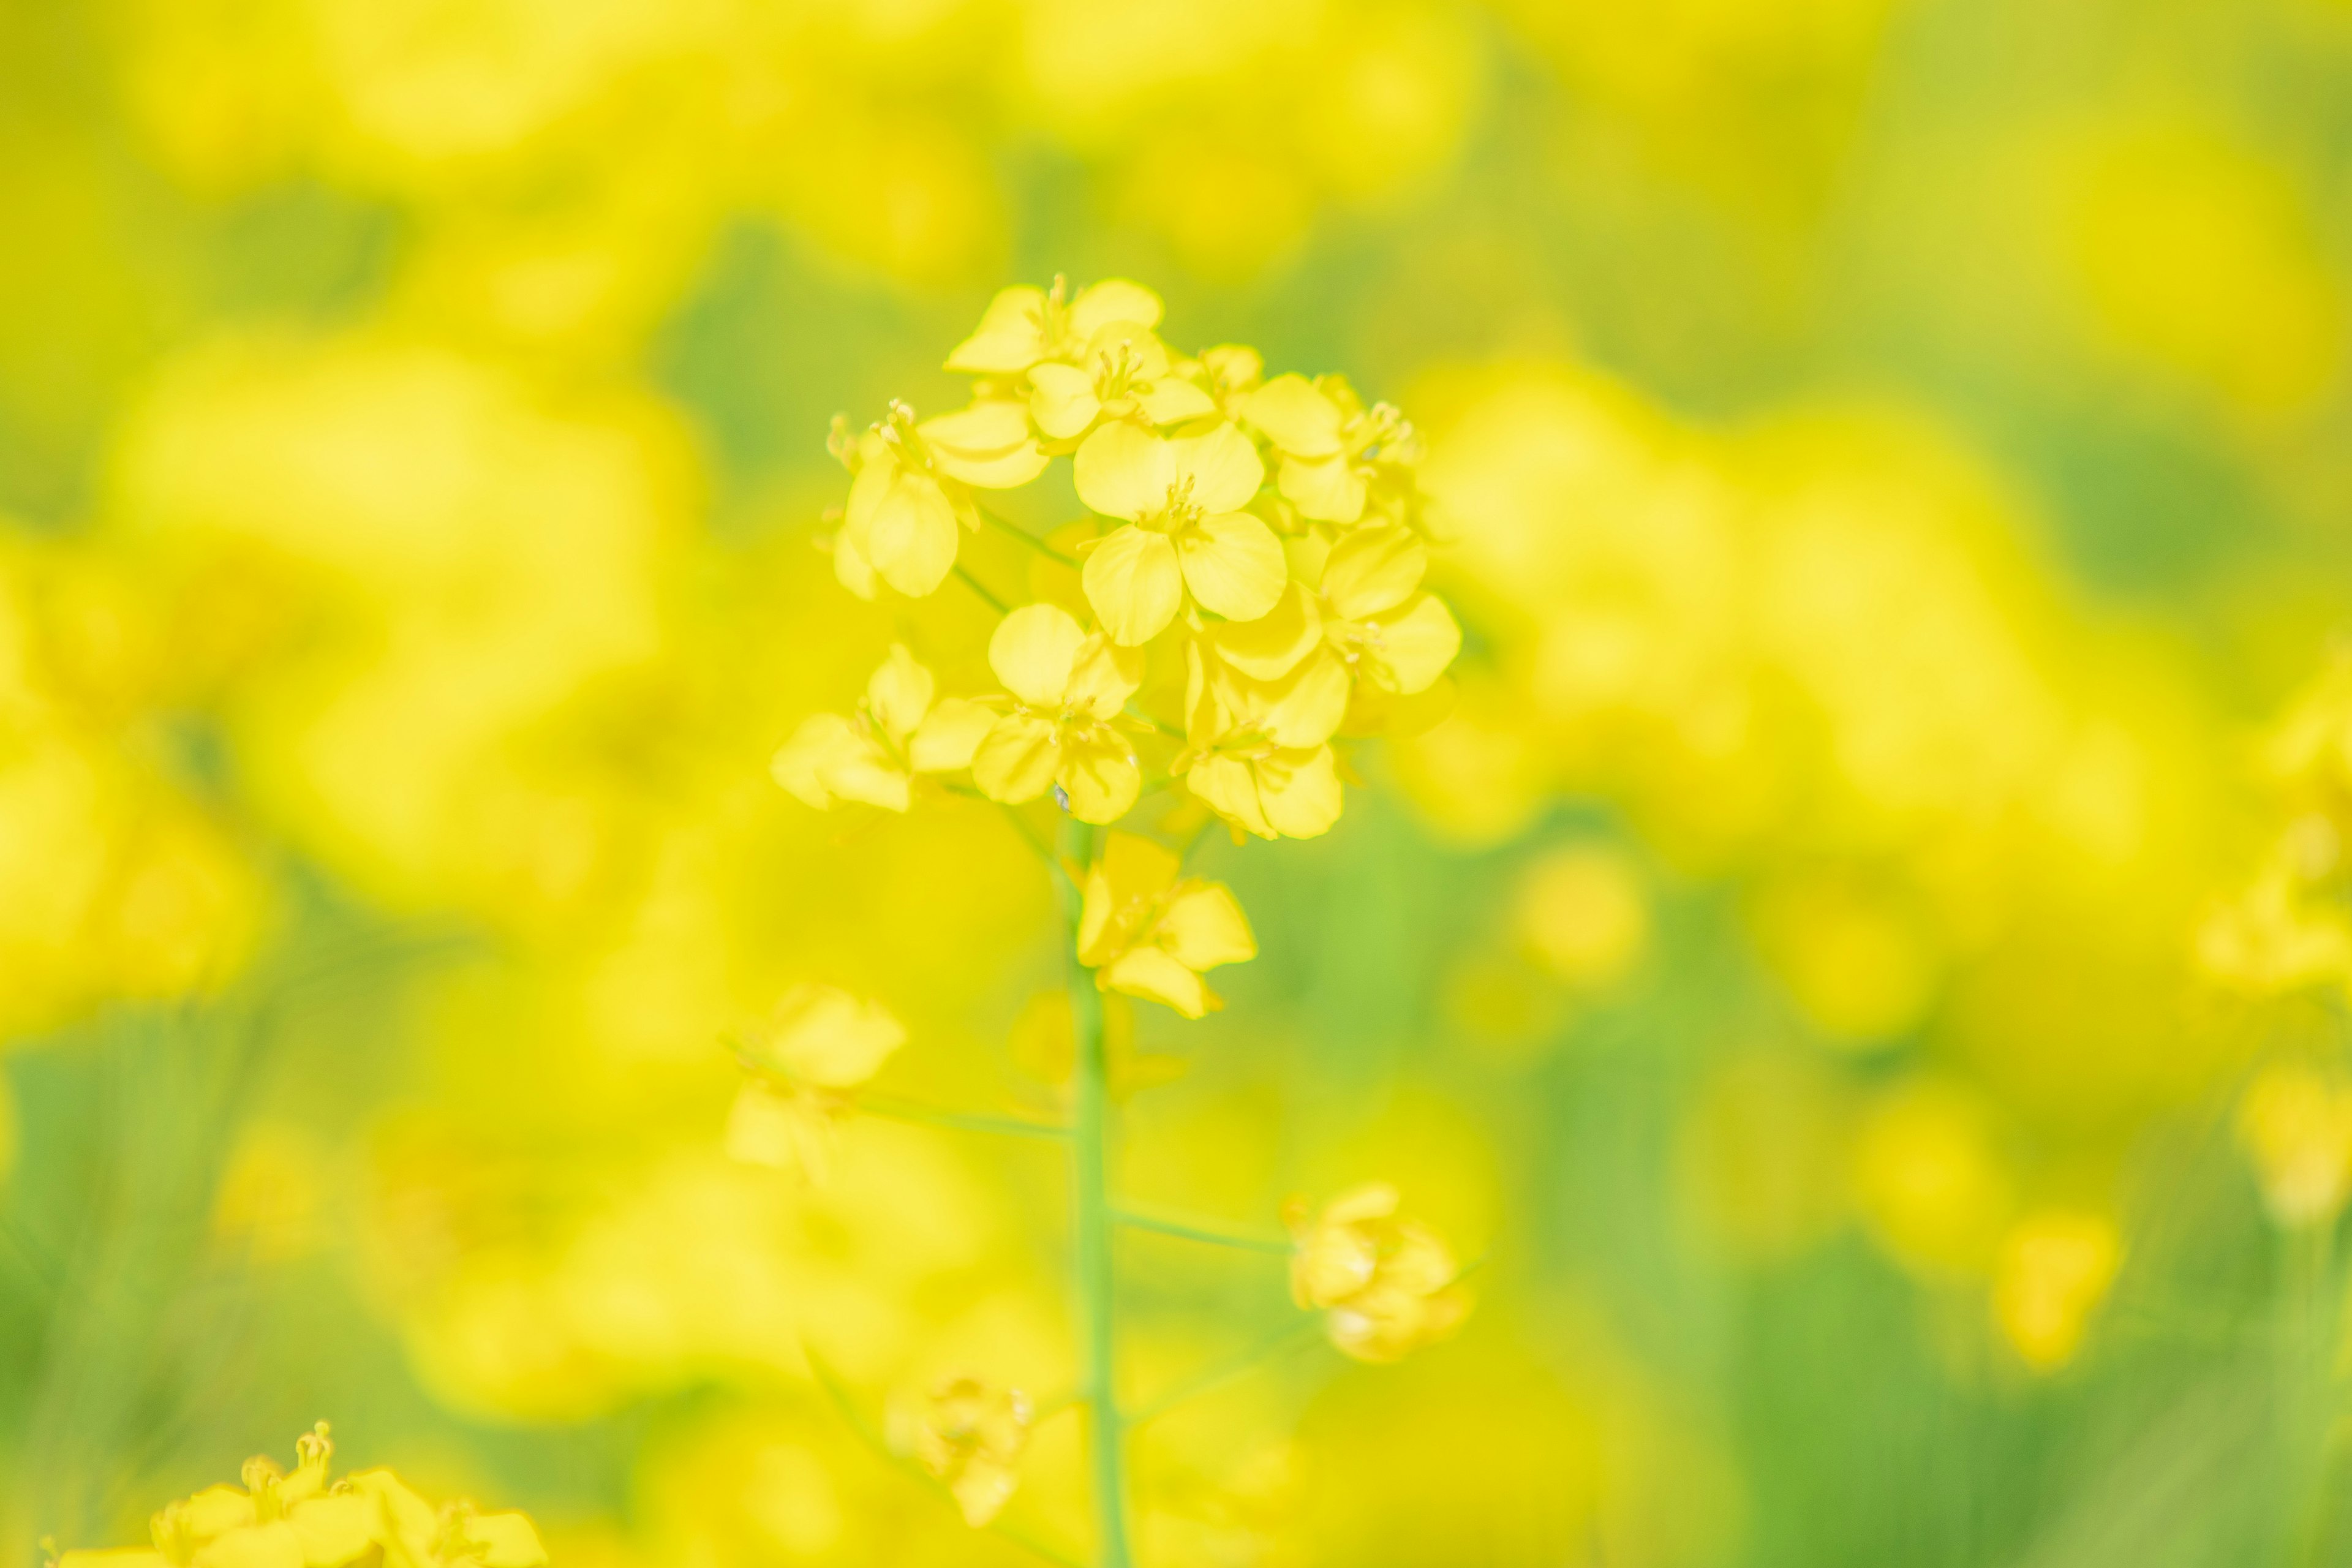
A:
<box><xmin>1992</xmin><ymin>1208</ymin><xmax>2122</xmax><ymax>1372</ymax></box>
<box><xmin>53</xmin><ymin>1424</ymin><xmax>544</xmax><ymax>1568</ymax></box>
<box><xmin>943</xmin><ymin>277</ymin><xmax>1166</xmax><ymax>377</ymax></box>
<box><xmin>970</xmin><ymin>604</ymin><xmax>1148</xmax><ymax>823</ymax></box>
<box><xmin>1075</xmin><ymin>421</ymin><xmax>1284</xmax><ymax>645</ymax></box>
<box><xmin>771</xmin><ymin>644</ymin><xmax>996</xmax><ymax>812</ymax></box>
<box><xmin>1513</xmin><ymin>843</ymin><xmax>1649</xmax><ymax>989</ymax></box>
<box><xmin>1075</xmin><ymin>832</ymin><xmax>1256</xmax><ymax>1018</ymax></box>
<box><xmin>2235</xmin><ymin>1060</ymin><xmax>2352</xmax><ymax>1228</ymax></box>
<box><xmin>725</xmin><ymin>986</ymin><xmax>907</xmax><ymax>1184</ymax></box>
<box><xmin>1850</xmin><ymin>1080</ymin><xmax>2013</xmax><ymax>1277</ymax></box>
<box><xmin>834</xmin><ymin>401</ymin><xmax>1046</xmax><ymax>598</ymax></box>
<box><xmin>1286</xmin><ymin>1183</ymin><xmax>1472</xmax><ymax>1363</ymax></box>
<box><xmin>905</xmin><ymin>1376</ymin><xmax>1032</xmax><ymax>1527</ymax></box>
<box><xmin>2196</xmin><ymin>843</ymin><xmax>2352</xmax><ymax>997</ymax></box>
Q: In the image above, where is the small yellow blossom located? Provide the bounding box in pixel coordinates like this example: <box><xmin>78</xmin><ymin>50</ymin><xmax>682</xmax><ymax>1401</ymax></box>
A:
<box><xmin>1286</xmin><ymin>1183</ymin><xmax>1473</xmax><ymax>1363</ymax></box>
<box><xmin>1076</xmin><ymin>832</ymin><xmax>1256</xmax><ymax>1018</ymax></box>
<box><xmin>53</xmin><ymin>1424</ymin><xmax>543</xmax><ymax>1568</ymax></box>
<box><xmin>771</xmin><ymin>644</ymin><xmax>997</xmax><ymax>812</ymax></box>
<box><xmin>726</xmin><ymin>985</ymin><xmax>907</xmax><ymax>1184</ymax></box>
<box><xmin>2236</xmin><ymin>1059</ymin><xmax>2352</xmax><ymax>1226</ymax></box>
<box><xmin>1238</xmin><ymin>374</ymin><xmax>1422</xmax><ymax>528</ymax></box>
<box><xmin>1192</xmin><ymin>344</ymin><xmax>1267</xmax><ymax>418</ymax></box>
<box><xmin>1028</xmin><ymin>321</ymin><xmax>1217</xmax><ymax>443</ymax></box>
<box><xmin>970</xmin><ymin>603</ymin><xmax>1148</xmax><ymax>823</ymax></box>
<box><xmin>1992</xmin><ymin>1208</ymin><xmax>2122</xmax><ymax>1372</ymax></box>
<box><xmin>944</xmin><ymin>276</ymin><xmax>1166</xmax><ymax>375</ymax></box>
<box><xmin>907</xmin><ymin>1376</ymin><xmax>1033</xmax><ymax>1527</ymax></box>
<box><xmin>1074</xmin><ymin>421</ymin><xmax>1287</xmax><ymax>644</ymax></box>
<box><xmin>1309</xmin><ymin>526</ymin><xmax>1461</xmax><ymax>703</ymax></box>
<box><xmin>1177</xmin><ymin>633</ymin><xmax>1348</xmax><ymax>841</ymax></box>
<box><xmin>834</xmin><ymin>401</ymin><xmax>1047</xmax><ymax>598</ymax></box>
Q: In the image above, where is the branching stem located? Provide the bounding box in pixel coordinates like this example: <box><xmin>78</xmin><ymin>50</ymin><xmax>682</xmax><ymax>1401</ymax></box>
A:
<box><xmin>1112</xmin><ymin>1207</ymin><xmax>1293</xmax><ymax>1255</ymax></box>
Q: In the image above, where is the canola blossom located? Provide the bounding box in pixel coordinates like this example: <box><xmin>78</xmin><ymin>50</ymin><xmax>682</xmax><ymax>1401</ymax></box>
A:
<box><xmin>757</xmin><ymin>282</ymin><xmax>1472</xmax><ymax>1562</ymax></box>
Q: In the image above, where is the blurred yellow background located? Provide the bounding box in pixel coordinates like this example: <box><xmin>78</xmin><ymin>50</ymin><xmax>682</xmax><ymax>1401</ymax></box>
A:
<box><xmin>6</xmin><ymin>0</ymin><xmax>2352</xmax><ymax>1562</ymax></box>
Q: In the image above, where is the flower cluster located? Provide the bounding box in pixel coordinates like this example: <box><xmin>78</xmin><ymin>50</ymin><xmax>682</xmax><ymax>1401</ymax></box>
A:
<box><xmin>797</xmin><ymin>276</ymin><xmax>1462</xmax><ymax>846</ymax></box>
<box><xmin>51</xmin><ymin>1424</ymin><xmax>543</xmax><ymax>1568</ymax></box>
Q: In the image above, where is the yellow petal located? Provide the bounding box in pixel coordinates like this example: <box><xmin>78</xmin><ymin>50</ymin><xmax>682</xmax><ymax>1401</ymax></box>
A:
<box><xmin>1258</xmin><ymin>746</ymin><xmax>1344</xmax><ymax>838</ymax></box>
<box><xmin>1028</xmin><ymin>361</ymin><xmax>1102</xmax><ymax>442</ymax></box>
<box><xmin>990</xmin><ymin>603</ymin><xmax>1087</xmax><ymax>706</ymax></box>
<box><xmin>1066</xmin><ymin>634</ymin><xmax>1147</xmax><ymax>719</ymax></box>
<box><xmin>931</xmin><ymin>442</ymin><xmax>1050</xmax><ymax>489</ymax></box>
<box><xmin>1170</xmin><ymin>422</ymin><xmax>1265</xmax><ymax>514</ymax></box>
<box><xmin>1060</xmin><ymin>735</ymin><xmax>1142</xmax><ymax>824</ymax></box>
<box><xmin>920</xmin><ymin>398</ymin><xmax>1031</xmax><ymax>451</ymax></box>
<box><xmin>1279</xmin><ymin>451</ymin><xmax>1366</xmax><ymax>524</ymax></box>
<box><xmin>1177</xmin><ymin>511</ymin><xmax>1286</xmax><ymax>624</ymax></box>
<box><xmin>1101</xmin><ymin>945</ymin><xmax>1216</xmax><ymax>1018</ymax></box>
<box><xmin>972</xmin><ymin>712</ymin><xmax>1061</xmax><ymax>803</ymax></box>
<box><xmin>1366</xmin><ymin>594</ymin><xmax>1461</xmax><ymax>696</ymax></box>
<box><xmin>1320</xmin><ymin>526</ymin><xmax>1427</xmax><ymax>621</ymax></box>
<box><xmin>461</xmin><ymin>1513</ymin><xmax>548</xmax><ymax>1568</ymax></box>
<box><xmin>1239</xmin><ymin>374</ymin><xmax>1345</xmax><ymax>458</ymax></box>
<box><xmin>866</xmin><ymin>644</ymin><xmax>935</xmax><ymax>742</ymax></box>
<box><xmin>944</xmin><ymin>285</ymin><xmax>1050</xmax><ymax>374</ymax></box>
<box><xmin>1186</xmin><ymin>754</ymin><xmax>1276</xmax><ymax>839</ymax></box>
<box><xmin>1082</xmin><ymin>525</ymin><xmax>1184</xmax><ymax>646</ymax></box>
<box><xmin>909</xmin><ymin>696</ymin><xmax>998</xmax><ymax>772</ymax></box>
<box><xmin>1159</xmin><ymin>882</ymin><xmax>1257</xmax><ymax>970</ymax></box>
<box><xmin>1069</xmin><ymin>278</ymin><xmax>1164</xmax><ymax>337</ymax></box>
<box><xmin>1138</xmin><ymin>377</ymin><xmax>1217</xmax><ymax>426</ymax></box>
<box><xmin>1074</xmin><ymin>420</ymin><xmax>1176</xmax><ymax>521</ymax></box>
<box><xmin>287</xmin><ymin>1496</ymin><xmax>373</xmax><ymax>1567</ymax></box>
<box><xmin>819</xmin><ymin>742</ymin><xmax>911</xmax><ymax>813</ymax></box>
<box><xmin>1205</xmin><ymin>582</ymin><xmax>1321</xmax><ymax>680</ymax></box>
<box><xmin>867</xmin><ymin>471</ymin><xmax>963</xmax><ymax>596</ymax></box>
<box><xmin>1079</xmin><ymin>833</ymin><xmax>1170</xmax><ymax>963</ymax></box>
<box><xmin>771</xmin><ymin>713</ymin><xmax>861</xmax><ymax>808</ymax></box>
<box><xmin>761</xmin><ymin>984</ymin><xmax>906</xmax><ymax>1085</ymax></box>
<box><xmin>831</xmin><ymin>518</ymin><xmax>879</xmax><ymax>601</ymax></box>
<box><xmin>192</xmin><ymin>1523</ymin><xmax>302</xmax><ymax>1568</ymax></box>
<box><xmin>725</xmin><ymin>1082</ymin><xmax>804</xmax><ymax>1169</ymax></box>
<box><xmin>1257</xmin><ymin>649</ymin><xmax>1351</xmax><ymax>748</ymax></box>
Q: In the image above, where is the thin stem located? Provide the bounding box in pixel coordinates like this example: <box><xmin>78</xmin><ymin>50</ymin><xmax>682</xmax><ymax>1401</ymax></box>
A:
<box><xmin>1112</xmin><ymin>1207</ymin><xmax>1293</xmax><ymax>1256</ymax></box>
<box><xmin>953</xmin><ymin>561</ymin><xmax>1011</xmax><ymax>614</ymax></box>
<box><xmin>1123</xmin><ymin>704</ymin><xmax>1184</xmax><ymax>739</ymax></box>
<box><xmin>981</xmin><ymin>505</ymin><xmax>1081</xmax><ymax>566</ymax></box>
<box><xmin>1060</xmin><ymin>815</ymin><xmax>1133</xmax><ymax>1568</ymax></box>
<box><xmin>1127</xmin><ymin>1315</ymin><xmax>1326</xmax><ymax>1427</ymax></box>
<box><xmin>858</xmin><ymin>1093</ymin><xmax>1070</xmax><ymax>1142</ymax></box>
<box><xmin>997</xmin><ymin>802</ymin><xmax>1076</xmax><ymax>889</ymax></box>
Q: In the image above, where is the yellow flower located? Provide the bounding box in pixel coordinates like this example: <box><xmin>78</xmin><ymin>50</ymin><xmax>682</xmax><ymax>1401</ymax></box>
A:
<box><xmin>1308</xmin><ymin>526</ymin><xmax>1461</xmax><ymax>703</ymax></box>
<box><xmin>835</xmin><ymin>400</ymin><xmax>1047</xmax><ymax>598</ymax></box>
<box><xmin>1074</xmin><ymin>421</ymin><xmax>1287</xmax><ymax>645</ymax></box>
<box><xmin>1237</xmin><ymin>374</ymin><xmax>1423</xmax><ymax>528</ymax></box>
<box><xmin>1192</xmin><ymin>344</ymin><xmax>1266</xmax><ymax>418</ymax></box>
<box><xmin>1177</xmin><ymin>630</ymin><xmax>1348</xmax><ymax>842</ymax></box>
<box><xmin>725</xmin><ymin>985</ymin><xmax>907</xmax><ymax>1185</ymax></box>
<box><xmin>2236</xmin><ymin>1060</ymin><xmax>2352</xmax><ymax>1227</ymax></box>
<box><xmin>970</xmin><ymin>603</ymin><xmax>1148</xmax><ymax>824</ymax></box>
<box><xmin>1285</xmin><ymin>1184</ymin><xmax>1472</xmax><ymax>1363</ymax></box>
<box><xmin>771</xmin><ymin>644</ymin><xmax>997</xmax><ymax>812</ymax></box>
<box><xmin>53</xmin><ymin>1425</ymin><xmax>543</xmax><ymax>1568</ymax></box>
<box><xmin>1992</xmin><ymin>1208</ymin><xmax>2122</xmax><ymax>1373</ymax></box>
<box><xmin>907</xmin><ymin>1376</ymin><xmax>1033</xmax><ymax>1527</ymax></box>
<box><xmin>1075</xmin><ymin>831</ymin><xmax>1256</xmax><ymax>1018</ymax></box>
<box><xmin>1028</xmin><ymin>320</ymin><xmax>1218</xmax><ymax>443</ymax></box>
<box><xmin>943</xmin><ymin>276</ymin><xmax>1166</xmax><ymax>375</ymax></box>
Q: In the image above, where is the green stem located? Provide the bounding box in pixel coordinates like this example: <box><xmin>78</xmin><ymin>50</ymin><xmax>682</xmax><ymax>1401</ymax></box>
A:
<box><xmin>1059</xmin><ymin>816</ymin><xmax>1131</xmax><ymax>1568</ymax></box>
<box><xmin>858</xmin><ymin>1093</ymin><xmax>1071</xmax><ymax>1142</ymax></box>
<box><xmin>1112</xmin><ymin>1207</ymin><xmax>1293</xmax><ymax>1255</ymax></box>
<box><xmin>1127</xmin><ymin>1315</ymin><xmax>1325</xmax><ymax>1427</ymax></box>
<box><xmin>954</xmin><ymin>561</ymin><xmax>1011</xmax><ymax>613</ymax></box>
<box><xmin>981</xmin><ymin>506</ymin><xmax>1080</xmax><ymax>567</ymax></box>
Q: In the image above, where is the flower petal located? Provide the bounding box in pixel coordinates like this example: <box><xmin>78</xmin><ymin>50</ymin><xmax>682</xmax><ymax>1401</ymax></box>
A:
<box><xmin>944</xmin><ymin>285</ymin><xmax>1049</xmax><ymax>374</ymax></box>
<box><xmin>1177</xmin><ymin>511</ymin><xmax>1286</xmax><ymax>624</ymax></box>
<box><xmin>1320</xmin><ymin>526</ymin><xmax>1427</xmax><ymax>620</ymax></box>
<box><xmin>1159</xmin><ymin>881</ymin><xmax>1257</xmax><ymax>970</ymax></box>
<box><xmin>990</xmin><ymin>603</ymin><xmax>1087</xmax><ymax>707</ymax></box>
<box><xmin>1205</xmin><ymin>581</ymin><xmax>1321</xmax><ymax>680</ymax></box>
<box><xmin>1258</xmin><ymin>745</ymin><xmax>1343</xmax><ymax>838</ymax></box>
<box><xmin>772</xmin><ymin>714</ymin><xmax>858</xmax><ymax>808</ymax></box>
<box><xmin>1066</xmin><ymin>633</ymin><xmax>1148</xmax><ymax>718</ymax></box>
<box><xmin>1259</xmin><ymin>647</ymin><xmax>1352</xmax><ymax>748</ymax></box>
<box><xmin>1028</xmin><ymin>362</ymin><xmax>1102</xmax><ymax>442</ymax></box>
<box><xmin>1366</xmin><ymin>594</ymin><xmax>1461</xmax><ymax>696</ymax></box>
<box><xmin>1083</xmin><ymin>525</ymin><xmax>1184</xmax><ymax>646</ymax></box>
<box><xmin>1170</xmin><ymin>421</ymin><xmax>1266</xmax><ymax>514</ymax></box>
<box><xmin>1240</xmin><ymin>374</ymin><xmax>1345</xmax><ymax>458</ymax></box>
<box><xmin>866</xmin><ymin>644</ymin><xmax>935</xmax><ymax>742</ymax></box>
<box><xmin>971</xmin><ymin>713</ymin><xmax>1061</xmax><ymax>804</ymax></box>
<box><xmin>1101</xmin><ymin>945</ymin><xmax>1216</xmax><ymax>1018</ymax></box>
<box><xmin>1060</xmin><ymin>736</ymin><xmax>1141</xmax><ymax>824</ymax></box>
<box><xmin>1186</xmin><ymin>753</ymin><xmax>1276</xmax><ymax>839</ymax></box>
<box><xmin>1279</xmin><ymin>451</ymin><xmax>1366</xmax><ymax>524</ymax></box>
<box><xmin>909</xmin><ymin>696</ymin><xmax>998</xmax><ymax>772</ymax></box>
<box><xmin>1069</xmin><ymin>278</ymin><xmax>1164</xmax><ymax>337</ymax></box>
<box><xmin>867</xmin><ymin>472</ymin><xmax>962</xmax><ymax>596</ymax></box>
<box><xmin>1074</xmin><ymin>420</ymin><xmax>1176</xmax><ymax>521</ymax></box>
<box><xmin>1139</xmin><ymin>377</ymin><xmax>1218</xmax><ymax>426</ymax></box>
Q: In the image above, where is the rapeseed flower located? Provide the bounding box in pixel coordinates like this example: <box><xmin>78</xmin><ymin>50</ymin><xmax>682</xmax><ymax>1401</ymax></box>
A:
<box><xmin>1286</xmin><ymin>1184</ymin><xmax>1473</xmax><ymax>1362</ymax></box>
<box><xmin>726</xmin><ymin>985</ymin><xmax>908</xmax><ymax>1184</ymax></box>
<box><xmin>771</xmin><ymin>644</ymin><xmax>995</xmax><ymax>812</ymax></box>
<box><xmin>1992</xmin><ymin>1209</ymin><xmax>2122</xmax><ymax>1372</ymax></box>
<box><xmin>1074</xmin><ymin>421</ymin><xmax>1286</xmax><ymax>645</ymax></box>
<box><xmin>1176</xmin><ymin>636</ymin><xmax>1348</xmax><ymax>842</ymax></box>
<box><xmin>1028</xmin><ymin>320</ymin><xmax>1217</xmax><ymax>444</ymax></box>
<box><xmin>1075</xmin><ymin>832</ymin><xmax>1256</xmax><ymax>1018</ymax></box>
<box><xmin>2236</xmin><ymin>1060</ymin><xmax>2352</xmax><ymax>1227</ymax></box>
<box><xmin>834</xmin><ymin>401</ymin><xmax>1047</xmax><ymax>598</ymax></box>
<box><xmin>905</xmin><ymin>1376</ymin><xmax>1033</xmax><ymax>1527</ymax></box>
<box><xmin>970</xmin><ymin>603</ymin><xmax>1148</xmax><ymax>823</ymax></box>
<box><xmin>944</xmin><ymin>277</ymin><xmax>1167</xmax><ymax>376</ymax></box>
<box><xmin>1238</xmin><ymin>374</ymin><xmax>1423</xmax><ymax>528</ymax></box>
